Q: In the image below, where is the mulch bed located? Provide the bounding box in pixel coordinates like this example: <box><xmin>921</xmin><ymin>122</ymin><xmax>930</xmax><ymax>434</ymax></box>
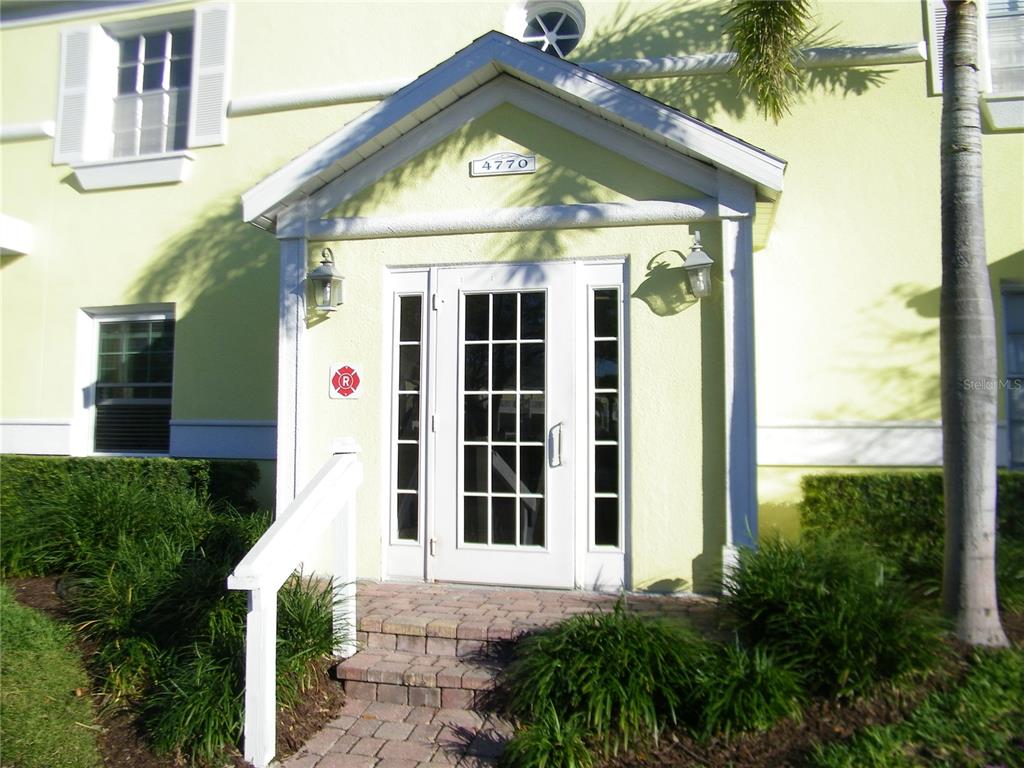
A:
<box><xmin>7</xmin><ymin>576</ymin><xmax>1022</xmax><ymax>768</ymax></box>
<box><xmin>606</xmin><ymin>621</ymin><xmax>1024</xmax><ymax>768</ymax></box>
<box><xmin>5</xmin><ymin>576</ymin><xmax>347</xmax><ymax>768</ymax></box>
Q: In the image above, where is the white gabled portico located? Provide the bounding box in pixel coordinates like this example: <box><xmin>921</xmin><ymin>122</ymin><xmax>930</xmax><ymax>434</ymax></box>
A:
<box><xmin>232</xmin><ymin>28</ymin><xmax>784</xmax><ymax>768</ymax></box>
<box><xmin>243</xmin><ymin>30</ymin><xmax>784</xmax><ymax>578</ymax></box>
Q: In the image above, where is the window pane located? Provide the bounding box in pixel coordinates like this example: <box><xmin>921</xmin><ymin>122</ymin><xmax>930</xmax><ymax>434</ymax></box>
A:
<box><xmin>464</xmin><ymin>497</ymin><xmax>488</xmax><ymax>543</ymax></box>
<box><xmin>400</xmin><ymin>295</ymin><xmax>422</xmax><ymax>342</ymax></box>
<box><xmin>595</xmin><ymin>445</ymin><xmax>618</xmax><ymax>493</ymax></box>
<box><xmin>520</xmin><ymin>446</ymin><xmax>544</xmax><ymax>494</ymax></box>
<box><xmin>396</xmin><ymin>493</ymin><xmax>418</xmax><ymax>540</ymax></box>
<box><xmin>491</xmin><ymin>446</ymin><xmax>516</xmax><ymax>493</ymax></box>
<box><xmin>492</xmin><ymin>343</ymin><xmax>517</xmax><ymax>391</ymax></box>
<box><xmin>139</xmin><ymin>127</ymin><xmax>165</xmax><ymax>155</ymax></box>
<box><xmin>492</xmin><ymin>497</ymin><xmax>516</xmax><ymax>545</ymax></box>
<box><xmin>594</xmin><ymin>289</ymin><xmax>618</xmax><ymax>337</ymax></box>
<box><xmin>464</xmin><ymin>446</ymin><xmax>488</xmax><ymax>492</ymax></box>
<box><xmin>118</xmin><ymin>66</ymin><xmax>138</xmax><ymax>94</ymax></box>
<box><xmin>595</xmin><ymin>393</ymin><xmax>618</xmax><ymax>441</ymax></box>
<box><xmin>595</xmin><ymin>341</ymin><xmax>619</xmax><ymax>389</ymax></box>
<box><xmin>1011</xmin><ymin>423</ymin><xmax>1024</xmax><ymax>468</ymax></box>
<box><xmin>595</xmin><ymin>498</ymin><xmax>619</xmax><ymax>547</ymax></box>
<box><xmin>398</xmin><ymin>394</ymin><xmax>420</xmax><ymax>440</ymax></box>
<box><xmin>1008</xmin><ymin>378</ymin><xmax>1024</xmax><ymax>417</ymax></box>
<box><xmin>493</xmin><ymin>293</ymin><xmax>517</xmax><ymax>340</ymax></box>
<box><xmin>396</xmin><ymin>444</ymin><xmax>418</xmax><ymax>491</ymax></box>
<box><xmin>464</xmin><ymin>345</ymin><xmax>488</xmax><ymax>391</ymax></box>
<box><xmin>520</xmin><ymin>394</ymin><xmax>545</xmax><ymax>442</ymax></box>
<box><xmin>119</xmin><ymin>37</ymin><xmax>140</xmax><ymax>64</ymax></box>
<box><xmin>520</xmin><ymin>498</ymin><xmax>544</xmax><ymax>546</ymax></box>
<box><xmin>464</xmin><ymin>395</ymin><xmax>488</xmax><ymax>441</ymax></box>
<box><xmin>170</xmin><ymin>58</ymin><xmax>191</xmax><ymax>88</ymax></box>
<box><xmin>143</xmin><ymin>32</ymin><xmax>167</xmax><ymax>60</ymax></box>
<box><xmin>491</xmin><ymin>394</ymin><xmax>516</xmax><ymax>442</ymax></box>
<box><xmin>465</xmin><ymin>294</ymin><xmax>489</xmax><ymax>341</ymax></box>
<box><xmin>520</xmin><ymin>343</ymin><xmax>544</xmax><ymax>391</ymax></box>
<box><xmin>521</xmin><ymin>292</ymin><xmax>545</xmax><ymax>339</ymax></box>
<box><xmin>1008</xmin><ymin>333</ymin><xmax>1024</xmax><ymax>372</ymax></box>
<box><xmin>170</xmin><ymin>28</ymin><xmax>193</xmax><ymax>56</ymax></box>
<box><xmin>1005</xmin><ymin>295</ymin><xmax>1024</xmax><ymax>334</ymax></box>
<box><xmin>142</xmin><ymin>61</ymin><xmax>165</xmax><ymax>91</ymax></box>
<box><xmin>398</xmin><ymin>345</ymin><xmax>420</xmax><ymax>390</ymax></box>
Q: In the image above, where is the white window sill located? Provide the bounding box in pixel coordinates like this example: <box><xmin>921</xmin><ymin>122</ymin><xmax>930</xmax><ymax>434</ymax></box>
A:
<box><xmin>71</xmin><ymin>151</ymin><xmax>194</xmax><ymax>191</ymax></box>
<box><xmin>982</xmin><ymin>93</ymin><xmax>1024</xmax><ymax>132</ymax></box>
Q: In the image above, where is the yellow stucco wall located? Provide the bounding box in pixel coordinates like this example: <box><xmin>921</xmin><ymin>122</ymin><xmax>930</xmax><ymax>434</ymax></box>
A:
<box><xmin>2</xmin><ymin>1</ymin><xmax>1022</xmax><ymax>589</ymax></box>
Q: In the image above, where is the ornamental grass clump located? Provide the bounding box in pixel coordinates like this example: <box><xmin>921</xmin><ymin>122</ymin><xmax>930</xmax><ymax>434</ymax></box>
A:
<box><xmin>695</xmin><ymin>641</ymin><xmax>805</xmax><ymax>737</ymax></box>
<box><xmin>499</xmin><ymin>603</ymin><xmax>710</xmax><ymax>755</ymax></box>
<box><xmin>722</xmin><ymin>535</ymin><xmax>943</xmax><ymax>698</ymax></box>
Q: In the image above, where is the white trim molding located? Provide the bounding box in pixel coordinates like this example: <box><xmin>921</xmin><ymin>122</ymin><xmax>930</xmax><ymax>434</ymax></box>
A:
<box><xmin>293</xmin><ymin>199</ymin><xmax>733</xmax><ymax>242</ymax></box>
<box><xmin>0</xmin><ymin>420</ymin><xmax>72</xmax><ymax>455</ymax></box>
<box><xmin>170</xmin><ymin>420</ymin><xmax>277</xmax><ymax>460</ymax></box>
<box><xmin>71</xmin><ymin>151</ymin><xmax>194</xmax><ymax>190</ymax></box>
<box><xmin>0</xmin><ymin>121</ymin><xmax>56</xmax><ymax>142</ymax></box>
<box><xmin>227</xmin><ymin>42</ymin><xmax>927</xmax><ymax>118</ymax></box>
<box><xmin>758</xmin><ymin>420</ymin><xmax>1012</xmax><ymax>468</ymax></box>
<box><xmin>0</xmin><ymin>214</ymin><xmax>35</xmax><ymax>256</ymax></box>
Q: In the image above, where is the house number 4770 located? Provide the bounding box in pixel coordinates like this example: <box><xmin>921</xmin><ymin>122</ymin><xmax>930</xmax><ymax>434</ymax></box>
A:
<box><xmin>470</xmin><ymin>152</ymin><xmax>537</xmax><ymax>177</ymax></box>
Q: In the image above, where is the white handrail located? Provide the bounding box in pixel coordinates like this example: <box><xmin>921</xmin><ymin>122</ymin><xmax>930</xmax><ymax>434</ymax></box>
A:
<box><xmin>227</xmin><ymin>446</ymin><xmax>363</xmax><ymax>768</ymax></box>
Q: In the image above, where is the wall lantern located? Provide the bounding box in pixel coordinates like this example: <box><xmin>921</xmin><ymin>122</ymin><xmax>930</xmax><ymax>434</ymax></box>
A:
<box><xmin>307</xmin><ymin>248</ymin><xmax>344</xmax><ymax>312</ymax></box>
<box><xmin>683</xmin><ymin>232</ymin><xmax>713</xmax><ymax>299</ymax></box>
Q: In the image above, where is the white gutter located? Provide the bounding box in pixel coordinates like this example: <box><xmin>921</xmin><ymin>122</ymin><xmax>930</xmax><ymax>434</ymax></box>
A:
<box><xmin>228</xmin><ymin>42</ymin><xmax>927</xmax><ymax>118</ymax></box>
<box><xmin>0</xmin><ymin>121</ymin><xmax>55</xmax><ymax>142</ymax></box>
<box><xmin>285</xmin><ymin>198</ymin><xmax>730</xmax><ymax>241</ymax></box>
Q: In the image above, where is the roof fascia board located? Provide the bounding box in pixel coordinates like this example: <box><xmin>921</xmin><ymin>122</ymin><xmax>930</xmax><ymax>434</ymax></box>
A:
<box><xmin>242</xmin><ymin>43</ymin><xmax>506</xmax><ymax>224</ymax></box>
<box><xmin>244</xmin><ymin>32</ymin><xmax>784</xmax><ymax>227</ymax></box>
<box><xmin>489</xmin><ymin>53</ymin><xmax>785</xmax><ymax>193</ymax></box>
<box><xmin>283</xmin><ymin>76</ymin><xmax>721</xmax><ymax>233</ymax></box>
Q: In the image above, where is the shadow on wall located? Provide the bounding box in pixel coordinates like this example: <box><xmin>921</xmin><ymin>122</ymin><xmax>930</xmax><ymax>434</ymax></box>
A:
<box><xmin>128</xmin><ymin>199</ymin><xmax>279</xmax><ymax>422</ymax></box>
<box><xmin>574</xmin><ymin>1</ymin><xmax>891</xmax><ymax>121</ymax></box>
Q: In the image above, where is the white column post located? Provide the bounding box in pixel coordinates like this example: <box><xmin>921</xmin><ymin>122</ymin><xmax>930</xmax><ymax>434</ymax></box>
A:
<box><xmin>719</xmin><ymin>173</ymin><xmax>758</xmax><ymax>567</ymax></box>
<box><xmin>243</xmin><ymin>586</ymin><xmax>278</xmax><ymax>768</ymax></box>
<box><xmin>332</xmin><ymin>443</ymin><xmax>362</xmax><ymax>658</ymax></box>
<box><xmin>276</xmin><ymin>237</ymin><xmax>307</xmax><ymax>512</ymax></box>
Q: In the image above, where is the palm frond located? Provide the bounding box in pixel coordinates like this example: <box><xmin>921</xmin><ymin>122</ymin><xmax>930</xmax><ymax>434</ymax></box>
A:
<box><xmin>726</xmin><ymin>0</ymin><xmax>813</xmax><ymax>122</ymax></box>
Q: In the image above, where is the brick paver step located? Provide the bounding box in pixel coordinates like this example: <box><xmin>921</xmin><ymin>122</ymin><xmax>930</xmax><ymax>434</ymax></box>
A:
<box><xmin>334</xmin><ymin>649</ymin><xmax>501</xmax><ymax>708</ymax></box>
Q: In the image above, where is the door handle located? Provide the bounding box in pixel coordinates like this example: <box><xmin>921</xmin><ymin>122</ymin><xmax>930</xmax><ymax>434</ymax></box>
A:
<box><xmin>549</xmin><ymin>422</ymin><xmax>563</xmax><ymax>467</ymax></box>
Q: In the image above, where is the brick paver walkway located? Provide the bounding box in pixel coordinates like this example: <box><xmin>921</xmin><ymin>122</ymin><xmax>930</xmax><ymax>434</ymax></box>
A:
<box><xmin>279</xmin><ymin>581</ymin><xmax>719</xmax><ymax>767</ymax></box>
<box><xmin>280</xmin><ymin>697</ymin><xmax>512</xmax><ymax>768</ymax></box>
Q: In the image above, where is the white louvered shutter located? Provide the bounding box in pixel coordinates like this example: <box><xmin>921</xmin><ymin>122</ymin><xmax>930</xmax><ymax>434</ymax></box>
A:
<box><xmin>928</xmin><ymin>0</ymin><xmax>948</xmax><ymax>95</ymax></box>
<box><xmin>54</xmin><ymin>28</ymin><xmax>91</xmax><ymax>163</ymax></box>
<box><xmin>54</xmin><ymin>26</ymin><xmax>118</xmax><ymax>164</ymax></box>
<box><xmin>188</xmin><ymin>3</ymin><xmax>233</xmax><ymax>148</ymax></box>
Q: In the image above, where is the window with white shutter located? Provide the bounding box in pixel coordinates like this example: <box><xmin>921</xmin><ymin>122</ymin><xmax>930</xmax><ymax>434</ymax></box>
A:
<box><xmin>926</xmin><ymin>0</ymin><xmax>1024</xmax><ymax>130</ymax></box>
<box><xmin>53</xmin><ymin>3</ymin><xmax>232</xmax><ymax>180</ymax></box>
<box><xmin>1005</xmin><ymin>290</ymin><xmax>1024</xmax><ymax>468</ymax></box>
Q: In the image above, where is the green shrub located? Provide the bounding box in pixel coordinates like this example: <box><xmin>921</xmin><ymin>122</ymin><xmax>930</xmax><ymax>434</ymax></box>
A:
<box><xmin>0</xmin><ymin>456</ymin><xmax>262</xmax><ymax>577</ymax></box>
<box><xmin>696</xmin><ymin>642</ymin><xmax>805</xmax><ymax>736</ymax></box>
<box><xmin>800</xmin><ymin>471</ymin><xmax>1024</xmax><ymax>610</ymax></box>
<box><xmin>498</xmin><ymin>603</ymin><xmax>709</xmax><ymax>754</ymax></box>
<box><xmin>0</xmin><ymin>584</ymin><xmax>103</xmax><ymax>768</ymax></box>
<box><xmin>801</xmin><ymin>472</ymin><xmax>1024</xmax><ymax>567</ymax></box>
<box><xmin>503</xmin><ymin>706</ymin><xmax>594</xmax><ymax>768</ymax></box>
<box><xmin>809</xmin><ymin>647</ymin><xmax>1024</xmax><ymax>767</ymax></box>
<box><xmin>722</xmin><ymin>536</ymin><xmax>942</xmax><ymax>698</ymax></box>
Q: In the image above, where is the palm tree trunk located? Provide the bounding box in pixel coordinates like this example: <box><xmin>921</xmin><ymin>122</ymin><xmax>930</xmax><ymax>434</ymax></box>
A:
<box><xmin>939</xmin><ymin>0</ymin><xmax>1008</xmax><ymax>647</ymax></box>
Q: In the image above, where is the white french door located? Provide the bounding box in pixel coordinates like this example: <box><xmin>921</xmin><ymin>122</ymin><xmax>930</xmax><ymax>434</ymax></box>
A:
<box><xmin>431</xmin><ymin>263</ymin><xmax>576</xmax><ymax>588</ymax></box>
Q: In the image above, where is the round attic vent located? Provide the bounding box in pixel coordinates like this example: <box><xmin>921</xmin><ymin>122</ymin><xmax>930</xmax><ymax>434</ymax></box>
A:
<box><xmin>507</xmin><ymin>1</ymin><xmax>586</xmax><ymax>59</ymax></box>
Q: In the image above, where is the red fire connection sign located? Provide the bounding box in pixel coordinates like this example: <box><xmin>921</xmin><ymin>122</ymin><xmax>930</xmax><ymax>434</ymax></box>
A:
<box><xmin>329</xmin><ymin>364</ymin><xmax>362</xmax><ymax>399</ymax></box>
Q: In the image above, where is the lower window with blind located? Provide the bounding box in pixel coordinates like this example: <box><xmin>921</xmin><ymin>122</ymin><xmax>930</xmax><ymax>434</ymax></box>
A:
<box><xmin>93</xmin><ymin>315</ymin><xmax>175</xmax><ymax>453</ymax></box>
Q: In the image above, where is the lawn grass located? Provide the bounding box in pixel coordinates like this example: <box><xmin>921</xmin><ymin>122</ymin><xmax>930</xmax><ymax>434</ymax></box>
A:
<box><xmin>809</xmin><ymin>646</ymin><xmax>1024</xmax><ymax>767</ymax></box>
<box><xmin>0</xmin><ymin>583</ymin><xmax>103</xmax><ymax>768</ymax></box>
